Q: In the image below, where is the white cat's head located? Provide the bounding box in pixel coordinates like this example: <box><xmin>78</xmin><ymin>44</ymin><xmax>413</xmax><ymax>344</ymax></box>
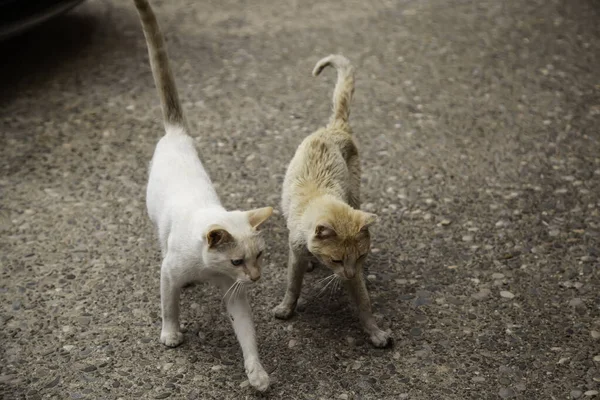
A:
<box><xmin>202</xmin><ymin>207</ymin><xmax>273</xmax><ymax>283</ymax></box>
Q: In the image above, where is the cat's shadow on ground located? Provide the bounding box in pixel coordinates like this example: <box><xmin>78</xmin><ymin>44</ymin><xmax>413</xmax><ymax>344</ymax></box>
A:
<box><xmin>175</xmin><ymin>263</ymin><xmax>406</xmax><ymax>397</ymax></box>
<box><xmin>283</xmin><ymin>264</ymin><xmax>403</xmax><ymax>340</ymax></box>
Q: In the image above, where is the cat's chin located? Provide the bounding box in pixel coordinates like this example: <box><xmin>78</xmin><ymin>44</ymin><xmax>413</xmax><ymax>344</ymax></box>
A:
<box><xmin>321</xmin><ymin>266</ymin><xmax>347</xmax><ymax>280</ymax></box>
<box><xmin>307</xmin><ymin>255</ymin><xmax>344</xmax><ymax>278</ymax></box>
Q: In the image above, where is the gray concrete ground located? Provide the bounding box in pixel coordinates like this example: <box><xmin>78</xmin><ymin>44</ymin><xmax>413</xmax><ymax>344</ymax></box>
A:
<box><xmin>1</xmin><ymin>0</ymin><xmax>599</xmax><ymax>399</ymax></box>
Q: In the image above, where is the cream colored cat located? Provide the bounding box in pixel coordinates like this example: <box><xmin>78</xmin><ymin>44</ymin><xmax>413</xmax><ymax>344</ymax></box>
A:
<box><xmin>272</xmin><ymin>55</ymin><xmax>392</xmax><ymax>347</ymax></box>
<box><xmin>133</xmin><ymin>0</ymin><xmax>273</xmax><ymax>391</ymax></box>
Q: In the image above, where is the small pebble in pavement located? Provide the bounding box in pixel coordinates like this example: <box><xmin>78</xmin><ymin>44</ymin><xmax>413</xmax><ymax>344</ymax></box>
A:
<box><xmin>498</xmin><ymin>387</ymin><xmax>515</xmax><ymax>398</ymax></box>
<box><xmin>471</xmin><ymin>289</ymin><xmax>491</xmax><ymax>301</ymax></box>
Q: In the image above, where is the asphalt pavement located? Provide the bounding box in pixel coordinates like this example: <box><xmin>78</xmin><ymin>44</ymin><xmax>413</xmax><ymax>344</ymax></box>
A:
<box><xmin>1</xmin><ymin>0</ymin><xmax>599</xmax><ymax>399</ymax></box>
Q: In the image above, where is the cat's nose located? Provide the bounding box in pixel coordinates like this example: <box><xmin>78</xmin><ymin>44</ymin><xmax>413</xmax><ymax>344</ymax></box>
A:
<box><xmin>249</xmin><ymin>271</ymin><xmax>261</xmax><ymax>282</ymax></box>
<box><xmin>344</xmin><ymin>270</ymin><xmax>356</xmax><ymax>279</ymax></box>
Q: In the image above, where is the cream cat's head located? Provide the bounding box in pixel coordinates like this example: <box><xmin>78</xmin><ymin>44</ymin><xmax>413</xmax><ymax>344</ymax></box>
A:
<box><xmin>307</xmin><ymin>201</ymin><xmax>376</xmax><ymax>280</ymax></box>
<box><xmin>203</xmin><ymin>207</ymin><xmax>273</xmax><ymax>283</ymax></box>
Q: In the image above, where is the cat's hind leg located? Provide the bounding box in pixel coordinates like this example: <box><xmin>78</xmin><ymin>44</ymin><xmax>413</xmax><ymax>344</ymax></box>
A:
<box><xmin>159</xmin><ymin>254</ymin><xmax>184</xmax><ymax>347</ymax></box>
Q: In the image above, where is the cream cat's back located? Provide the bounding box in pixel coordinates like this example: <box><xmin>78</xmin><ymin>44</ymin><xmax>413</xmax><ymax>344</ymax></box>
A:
<box><xmin>281</xmin><ymin>126</ymin><xmax>358</xmax><ymax>219</ymax></box>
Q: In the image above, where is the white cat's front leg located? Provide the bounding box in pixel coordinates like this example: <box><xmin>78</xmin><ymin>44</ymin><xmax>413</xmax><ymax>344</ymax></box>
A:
<box><xmin>160</xmin><ymin>258</ymin><xmax>183</xmax><ymax>347</ymax></box>
<box><xmin>223</xmin><ymin>284</ymin><xmax>269</xmax><ymax>392</ymax></box>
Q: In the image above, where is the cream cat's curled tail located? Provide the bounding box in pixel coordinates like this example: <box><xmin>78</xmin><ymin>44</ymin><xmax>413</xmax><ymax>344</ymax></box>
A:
<box><xmin>312</xmin><ymin>54</ymin><xmax>355</xmax><ymax>126</ymax></box>
<box><xmin>134</xmin><ymin>0</ymin><xmax>185</xmax><ymax>128</ymax></box>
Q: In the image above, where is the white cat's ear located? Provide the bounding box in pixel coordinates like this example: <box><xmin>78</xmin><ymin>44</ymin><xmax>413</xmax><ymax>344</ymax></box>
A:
<box><xmin>247</xmin><ymin>206</ymin><xmax>273</xmax><ymax>230</ymax></box>
<box><xmin>206</xmin><ymin>226</ymin><xmax>233</xmax><ymax>248</ymax></box>
<box><xmin>359</xmin><ymin>212</ymin><xmax>377</xmax><ymax>231</ymax></box>
<box><xmin>315</xmin><ymin>223</ymin><xmax>337</xmax><ymax>239</ymax></box>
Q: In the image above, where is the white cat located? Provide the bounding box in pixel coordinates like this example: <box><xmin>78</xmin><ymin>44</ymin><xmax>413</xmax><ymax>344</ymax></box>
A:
<box><xmin>133</xmin><ymin>0</ymin><xmax>273</xmax><ymax>391</ymax></box>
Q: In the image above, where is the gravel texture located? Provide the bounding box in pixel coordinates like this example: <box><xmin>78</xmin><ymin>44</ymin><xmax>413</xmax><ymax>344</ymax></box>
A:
<box><xmin>1</xmin><ymin>0</ymin><xmax>599</xmax><ymax>399</ymax></box>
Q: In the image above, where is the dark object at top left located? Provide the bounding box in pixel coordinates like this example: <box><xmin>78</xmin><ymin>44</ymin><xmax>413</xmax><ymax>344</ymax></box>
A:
<box><xmin>0</xmin><ymin>0</ymin><xmax>86</xmax><ymax>41</ymax></box>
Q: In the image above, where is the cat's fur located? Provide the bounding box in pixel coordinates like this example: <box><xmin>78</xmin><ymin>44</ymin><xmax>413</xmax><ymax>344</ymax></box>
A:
<box><xmin>272</xmin><ymin>55</ymin><xmax>392</xmax><ymax>348</ymax></box>
<box><xmin>133</xmin><ymin>0</ymin><xmax>272</xmax><ymax>391</ymax></box>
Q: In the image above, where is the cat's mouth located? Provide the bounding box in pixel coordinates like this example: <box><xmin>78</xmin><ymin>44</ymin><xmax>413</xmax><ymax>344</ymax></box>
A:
<box><xmin>331</xmin><ymin>267</ymin><xmax>358</xmax><ymax>280</ymax></box>
<box><xmin>327</xmin><ymin>268</ymin><xmax>348</xmax><ymax>281</ymax></box>
<box><xmin>238</xmin><ymin>274</ymin><xmax>260</xmax><ymax>284</ymax></box>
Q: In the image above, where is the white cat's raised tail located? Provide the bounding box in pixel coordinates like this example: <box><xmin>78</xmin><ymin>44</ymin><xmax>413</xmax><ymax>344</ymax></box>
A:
<box><xmin>133</xmin><ymin>0</ymin><xmax>272</xmax><ymax>391</ymax></box>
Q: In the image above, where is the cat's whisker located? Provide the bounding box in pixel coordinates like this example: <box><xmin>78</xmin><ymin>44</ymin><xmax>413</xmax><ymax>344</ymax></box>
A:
<box><xmin>226</xmin><ymin>281</ymin><xmax>241</xmax><ymax>308</ymax></box>
<box><xmin>315</xmin><ymin>275</ymin><xmax>335</xmax><ymax>296</ymax></box>
<box><xmin>227</xmin><ymin>283</ymin><xmax>236</xmax><ymax>308</ymax></box>
<box><xmin>229</xmin><ymin>284</ymin><xmax>238</xmax><ymax>309</ymax></box>
<box><xmin>235</xmin><ymin>281</ymin><xmax>244</xmax><ymax>301</ymax></box>
<box><xmin>333</xmin><ymin>276</ymin><xmax>341</xmax><ymax>294</ymax></box>
<box><xmin>316</xmin><ymin>274</ymin><xmax>336</xmax><ymax>287</ymax></box>
<box><xmin>234</xmin><ymin>280</ymin><xmax>243</xmax><ymax>301</ymax></box>
<box><xmin>316</xmin><ymin>274</ymin><xmax>335</xmax><ymax>285</ymax></box>
<box><xmin>232</xmin><ymin>280</ymin><xmax>245</xmax><ymax>307</ymax></box>
<box><xmin>222</xmin><ymin>281</ymin><xmax>238</xmax><ymax>302</ymax></box>
<box><xmin>237</xmin><ymin>282</ymin><xmax>247</xmax><ymax>305</ymax></box>
<box><xmin>317</xmin><ymin>275</ymin><xmax>337</xmax><ymax>298</ymax></box>
<box><xmin>328</xmin><ymin>276</ymin><xmax>340</xmax><ymax>300</ymax></box>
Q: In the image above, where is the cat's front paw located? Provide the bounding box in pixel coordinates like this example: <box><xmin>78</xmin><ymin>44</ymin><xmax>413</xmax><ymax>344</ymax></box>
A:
<box><xmin>369</xmin><ymin>329</ymin><xmax>392</xmax><ymax>348</ymax></box>
<box><xmin>245</xmin><ymin>361</ymin><xmax>270</xmax><ymax>392</ymax></box>
<box><xmin>272</xmin><ymin>303</ymin><xmax>294</xmax><ymax>320</ymax></box>
<box><xmin>160</xmin><ymin>330</ymin><xmax>184</xmax><ymax>347</ymax></box>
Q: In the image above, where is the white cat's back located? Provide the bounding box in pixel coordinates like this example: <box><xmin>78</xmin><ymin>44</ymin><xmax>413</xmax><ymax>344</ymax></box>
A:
<box><xmin>147</xmin><ymin>125</ymin><xmax>221</xmax><ymax>225</ymax></box>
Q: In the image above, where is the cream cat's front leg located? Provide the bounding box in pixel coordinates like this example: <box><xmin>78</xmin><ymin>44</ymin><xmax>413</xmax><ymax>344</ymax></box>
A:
<box><xmin>345</xmin><ymin>272</ymin><xmax>392</xmax><ymax>348</ymax></box>
<box><xmin>159</xmin><ymin>257</ymin><xmax>184</xmax><ymax>347</ymax></box>
<box><xmin>221</xmin><ymin>280</ymin><xmax>270</xmax><ymax>392</ymax></box>
<box><xmin>272</xmin><ymin>242</ymin><xmax>309</xmax><ymax>319</ymax></box>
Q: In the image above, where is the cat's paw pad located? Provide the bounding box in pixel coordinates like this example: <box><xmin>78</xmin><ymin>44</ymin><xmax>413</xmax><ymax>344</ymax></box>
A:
<box><xmin>272</xmin><ymin>303</ymin><xmax>294</xmax><ymax>320</ymax></box>
<box><xmin>245</xmin><ymin>362</ymin><xmax>270</xmax><ymax>392</ymax></box>
<box><xmin>160</xmin><ymin>331</ymin><xmax>184</xmax><ymax>347</ymax></box>
<box><xmin>369</xmin><ymin>329</ymin><xmax>392</xmax><ymax>348</ymax></box>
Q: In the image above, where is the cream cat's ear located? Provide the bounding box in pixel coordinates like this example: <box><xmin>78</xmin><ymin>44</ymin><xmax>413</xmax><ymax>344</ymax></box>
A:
<box><xmin>247</xmin><ymin>206</ymin><xmax>273</xmax><ymax>230</ymax></box>
<box><xmin>359</xmin><ymin>212</ymin><xmax>378</xmax><ymax>231</ymax></box>
<box><xmin>206</xmin><ymin>226</ymin><xmax>233</xmax><ymax>248</ymax></box>
<box><xmin>315</xmin><ymin>223</ymin><xmax>337</xmax><ymax>239</ymax></box>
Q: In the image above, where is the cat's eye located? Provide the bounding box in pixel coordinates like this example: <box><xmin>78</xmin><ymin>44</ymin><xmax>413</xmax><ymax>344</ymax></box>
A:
<box><xmin>231</xmin><ymin>259</ymin><xmax>244</xmax><ymax>266</ymax></box>
<box><xmin>256</xmin><ymin>251</ymin><xmax>263</xmax><ymax>259</ymax></box>
<box><xmin>331</xmin><ymin>259</ymin><xmax>343</xmax><ymax>264</ymax></box>
<box><xmin>358</xmin><ymin>254</ymin><xmax>367</xmax><ymax>260</ymax></box>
